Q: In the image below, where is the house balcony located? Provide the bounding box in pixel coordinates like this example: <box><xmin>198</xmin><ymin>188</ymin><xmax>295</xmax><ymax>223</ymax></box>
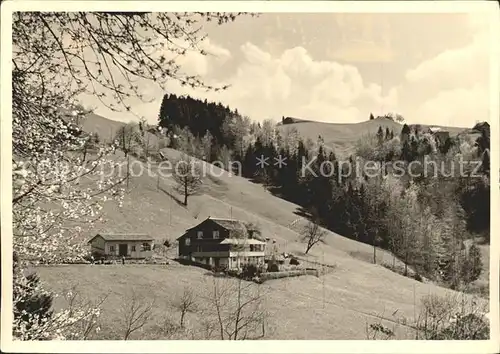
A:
<box><xmin>191</xmin><ymin>251</ymin><xmax>265</xmax><ymax>258</ymax></box>
<box><xmin>229</xmin><ymin>251</ymin><xmax>265</xmax><ymax>257</ymax></box>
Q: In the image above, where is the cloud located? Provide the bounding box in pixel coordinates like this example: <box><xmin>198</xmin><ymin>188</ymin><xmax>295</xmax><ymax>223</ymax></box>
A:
<box><xmin>191</xmin><ymin>43</ymin><xmax>397</xmax><ymax>123</ymax></box>
<box><xmin>405</xmin><ymin>33</ymin><xmax>488</xmax><ymax>89</ymax></box>
<box><xmin>414</xmin><ymin>85</ymin><xmax>489</xmax><ymax>127</ymax></box>
<box><xmin>173</xmin><ymin>38</ymin><xmax>232</xmax><ymax>77</ymax></box>
<box><xmin>402</xmin><ymin>17</ymin><xmax>490</xmax><ymax>126</ymax></box>
<box><xmin>241</xmin><ymin>42</ymin><xmax>272</xmax><ymax>65</ymax></box>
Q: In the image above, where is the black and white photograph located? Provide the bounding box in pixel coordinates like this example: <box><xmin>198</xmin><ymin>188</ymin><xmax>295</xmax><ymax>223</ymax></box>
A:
<box><xmin>1</xmin><ymin>1</ymin><xmax>499</xmax><ymax>352</ymax></box>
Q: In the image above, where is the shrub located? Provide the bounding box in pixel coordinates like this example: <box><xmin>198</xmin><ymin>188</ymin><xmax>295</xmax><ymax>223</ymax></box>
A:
<box><xmin>438</xmin><ymin>313</ymin><xmax>489</xmax><ymax>339</ymax></box>
<box><xmin>416</xmin><ymin>294</ymin><xmax>489</xmax><ymax>339</ymax></box>
<box><xmin>460</xmin><ymin>244</ymin><xmax>482</xmax><ymax>284</ymax></box>
<box><xmin>367</xmin><ymin>293</ymin><xmax>489</xmax><ymax>340</ymax></box>
<box><xmin>414</xmin><ymin>273</ymin><xmax>423</xmax><ymax>282</ymax></box>
<box><xmin>289</xmin><ymin>257</ymin><xmax>300</xmax><ymax>266</ymax></box>
<box><xmin>226</xmin><ymin>269</ymin><xmax>241</xmax><ymax>278</ymax></box>
<box><xmin>212</xmin><ymin>264</ymin><xmax>228</xmax><ymax>273</ymax></box>
<box><xmin>242</xmin><ymin>264</ymin><xmax>260</xmax><ymax>279</ymax></box>
<box><xmin>163</xmin><ymin>239</ymin><xmax>172</xmax><ymax>248</ymax></box>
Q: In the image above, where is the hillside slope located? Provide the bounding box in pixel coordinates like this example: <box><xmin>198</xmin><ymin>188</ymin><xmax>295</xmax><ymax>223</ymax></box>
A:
<box><xmin>80</xmin><ymin>112</ymin><xmax>161</xmax><ymax>147</ymax></box>
<box><xmin>81</xmin><ymin>113</ymin><xmax>469</xmax><ymax>158</ymax></box>
<box><xmin>278</xmin><ymin>117</ymin><xmax>468</xmax><ymax>157</ymax></box>
<box><xmin>79</xmin><ymin>113</ymin><xmax>125</xmax><ymax>142</ymax></box>
<box><xmin>36</xmin><ymin>148</ymin><xmax>485</xmax><ymax>339</ymax></box>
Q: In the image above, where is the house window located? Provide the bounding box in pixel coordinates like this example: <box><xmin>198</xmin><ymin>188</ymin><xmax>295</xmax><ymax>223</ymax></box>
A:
<box><xmin>131</xmin><ymin>245</ymin><xmax>136</xmax><ymax>252</ymax></box>
<box><xmin>185</xmin><ymin>238</ymin><xmax>191</xmax><ymax>246</ymax></box>
<box><xmin>142</xmin><ymin>243</ymin><xmax>151</xmax><ymax>251</ymax></box>
<box><xmin>197</xmin><ymin>231</ymin><xmax>203</xmax><ymax>239</ymax></box>
<box><xmin>109</xmin><ymin>245</ymin><xmax>115</xmax><ymax>252</ymax></box>
<box><xmin>213</xmin><ymin>230</ymin><xmax>220</xmax><ymax>239</ymax></box>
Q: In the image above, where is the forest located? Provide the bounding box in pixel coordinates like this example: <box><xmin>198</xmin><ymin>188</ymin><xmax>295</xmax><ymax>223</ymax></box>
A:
<box><xmin>157</xmin><ymin>93</ymin><xmax>490</xmax><ymax>291</ymax></box>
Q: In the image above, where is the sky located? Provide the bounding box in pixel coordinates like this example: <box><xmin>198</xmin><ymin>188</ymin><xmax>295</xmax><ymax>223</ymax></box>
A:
<box><xmin>82</xmin><ymin>11</ymin><xmax>493</xmax><ymax>128</ymax></box>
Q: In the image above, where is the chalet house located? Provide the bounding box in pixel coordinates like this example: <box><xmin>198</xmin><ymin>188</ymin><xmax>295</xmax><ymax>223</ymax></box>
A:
<box><xmin>176</xmin><ymin>217</ymin><xmax>266</xmax><ymax>269</ymax></box>
<box><xmin>88</xmin><ymin>233</ymin><xmax>154</xmax><ymax>259</ymax></box>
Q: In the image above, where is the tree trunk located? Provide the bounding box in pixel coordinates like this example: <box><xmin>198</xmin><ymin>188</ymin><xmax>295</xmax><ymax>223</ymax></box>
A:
<box><xmin>184</xmin><ymin>182</ymin><xmax>188</xmax><ymax>206</ymax></box>
<box><xmin>82</xmin><ymin>144</ymin><xmax>88</xmax><ymax>162</ymax></box>
<box><xmin>180</xmin><ymin>312</ymin><xmax>185</xmax><ymax>328</ymax></box>
<box><xmin>127</xmin><ymin>155</ymin><xmax>130</xmax><ymax>189</ymax></box>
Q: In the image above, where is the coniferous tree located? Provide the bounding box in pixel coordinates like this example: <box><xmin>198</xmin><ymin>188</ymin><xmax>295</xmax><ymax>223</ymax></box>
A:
<box><xmin>461</xmin><ymin>243</ymin><xmax>482</xmax><ymax>284</ymax></box>
<box><xmin>401</xmin><ymin>124</ymin><xmax>411</xmax><ymax>143</ymax></box>
<box><xmin>376</xmin><ymin>126</ymin><xmax>384</xmax><ymax>145</ymax></box>
<box><xmin>481</xmin><ymin>150</ymin><xmax>490</xmax><ymax>174</ymax></box>
<box><xmin>243</xmin><ymin>144</ymin><xmax>256</xmax><ymax>178</ymax></box>
<box><xmin>401</xmin><ymin>141</ymin><xmax>411</xmax><ymax>162</ymax></box>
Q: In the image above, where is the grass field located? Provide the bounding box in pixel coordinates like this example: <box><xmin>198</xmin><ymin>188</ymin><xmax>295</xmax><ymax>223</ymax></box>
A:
<box><xmin>36</xmin><ymin>260</ymin><xmax>471</xmax><ymax>340</ymax></box>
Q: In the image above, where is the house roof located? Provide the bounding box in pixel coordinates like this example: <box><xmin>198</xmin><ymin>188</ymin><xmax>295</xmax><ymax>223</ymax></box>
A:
<box><xmin>210</xmin><ymin>218</ymin><xmax>249</xmax><ymax>231</ymax></box>
<box><xmin>184</xmin><ymin>217</ymin><xmax>265</xmax><ymax>241</ymax></box>
<box><xmin>185</xmin><ymin>217</ymin><xmax>249</xmax><ymax>233</ymax></box>
<box><xmin>88</xmin><ymin>233</ymin><xmax>153</xmax><ymax>243</ymax></box>
<box><xmin>176</xmin><ymin>232</ymin><xmax>187</xmax><ymax>241</ymax></box>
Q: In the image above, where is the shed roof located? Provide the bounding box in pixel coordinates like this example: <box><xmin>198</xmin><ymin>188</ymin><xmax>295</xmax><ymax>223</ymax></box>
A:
<box><xmin>88</xmin><ymin>233</ymin><xmax>153</xmax><ymax>243</ymax></box>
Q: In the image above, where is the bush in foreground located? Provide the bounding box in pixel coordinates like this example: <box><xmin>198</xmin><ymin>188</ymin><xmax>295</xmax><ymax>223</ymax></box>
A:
<box><xmin>367</xmin><ymin>293</ymin><xmax>489</xmax><ymax>340</ymax></box>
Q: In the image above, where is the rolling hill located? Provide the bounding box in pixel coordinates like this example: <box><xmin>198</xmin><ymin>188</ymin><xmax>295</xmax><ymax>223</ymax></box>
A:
<box><xmin>277</xmin><ymin>116</ymin><xmax>469</xmax><ymax>158</ymax></box>
<box><xmin>80</xmin><ymin>113</ymin><xmax>125</xmax><ymax>142</ymax></box>
<box><xmin>82</xmin><ymin>113</ymin><xmax>470</xmax><ymax>157</ymax></box>
<box><xmin>80</xmin><ymin>112</ymin><xmax>471</xmax><ymax>159</ymax></box>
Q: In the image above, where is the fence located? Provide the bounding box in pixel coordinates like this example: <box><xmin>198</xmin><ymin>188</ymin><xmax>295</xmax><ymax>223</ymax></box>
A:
<box><xmin>260</xmin><ymin>268</ymin><xmax>319</xmax><ymax>281</ymax></box>
<box><xmin>293</xmin><ymin>255</ymin><xmax>337</xmax><ymax>269</ymax></box>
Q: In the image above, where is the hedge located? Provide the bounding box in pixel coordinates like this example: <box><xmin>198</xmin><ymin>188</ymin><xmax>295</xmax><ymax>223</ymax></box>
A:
<box><xmin>259</xmin><ymin>269</ymin><xmax>319</xmax><ymax>281</ymax></box>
